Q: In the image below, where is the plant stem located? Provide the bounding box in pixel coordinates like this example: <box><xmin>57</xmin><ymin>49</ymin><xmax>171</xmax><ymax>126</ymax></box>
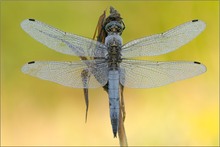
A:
<box><xmin>118</xmin><ymin>86</ymin><xmax>128</xmax><ymax>146</ymax></box>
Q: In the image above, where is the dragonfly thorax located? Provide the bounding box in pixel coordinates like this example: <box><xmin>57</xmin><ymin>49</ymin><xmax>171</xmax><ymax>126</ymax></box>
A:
<box><xmin>105</xmin><ymin>34</ymin><xmax>122</xmax><ymax>69</ymax></box>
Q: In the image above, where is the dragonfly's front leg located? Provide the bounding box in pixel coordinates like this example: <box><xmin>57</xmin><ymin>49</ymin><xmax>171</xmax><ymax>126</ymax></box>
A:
<box><xmin>120</xmin><ymin>84</ymin><xmax>126</xmax><ymax>122</ymax></box>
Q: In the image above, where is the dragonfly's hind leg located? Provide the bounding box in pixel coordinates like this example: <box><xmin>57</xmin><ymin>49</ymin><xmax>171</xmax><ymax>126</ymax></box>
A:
<box><xmin>120</xmin><ymin>85</ymin><xmax>126</xmax><ymax>121</ymax></box>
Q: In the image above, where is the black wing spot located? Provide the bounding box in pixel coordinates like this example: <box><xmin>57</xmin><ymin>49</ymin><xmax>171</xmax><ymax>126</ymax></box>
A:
<box><xmin>29</xmin><ymin>19</ymin><xmax>35</xmax><ymax>21</ymax></box>
<box><xmin>192</xmin><ymin>19</ymin><xmax>198</xmax><ymax>22</ymax></box>
<box><xmin>194</xmin><ymin>61</ymin><xmax>201</xmax><ymax>64</ymax></box>
<box><xmin>28</xmin><ymin>61</ymin><xmax>35</xmax><ymax>64</ymax></box>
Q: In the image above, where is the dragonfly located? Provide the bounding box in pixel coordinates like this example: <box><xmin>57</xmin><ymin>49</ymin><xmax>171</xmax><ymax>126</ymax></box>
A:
<box><xmin>21</xmin><ymin>16</ymin><xmax>206</xmax><ymax>137</ymax></box>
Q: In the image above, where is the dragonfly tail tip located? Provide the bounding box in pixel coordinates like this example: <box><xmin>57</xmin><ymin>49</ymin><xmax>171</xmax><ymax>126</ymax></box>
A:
<box><xmin>113</xmin><ymin>133</ymin><xmax>117</xmax><ymax>138</ymax></box>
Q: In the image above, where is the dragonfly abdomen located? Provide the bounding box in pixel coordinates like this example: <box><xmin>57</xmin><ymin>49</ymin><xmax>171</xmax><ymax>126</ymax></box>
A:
<box><xmin>108</xmin><ymin>70</ymin><xmax>120</xmax><ymax>137</ymax></box>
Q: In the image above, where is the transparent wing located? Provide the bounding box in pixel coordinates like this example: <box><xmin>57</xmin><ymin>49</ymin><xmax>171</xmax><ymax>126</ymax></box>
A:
<box><xmin>21</xmin><ymin>60</ymin><xmax>108</xmax><ymax>88</ymax></box>
<box><xmin>120</xmin><ymin>59</ymin><xmax>206</xmax><ymax>88</ymax></box>
<box><xmin>121</xmin><ymin>20</ymin><xmax>206</xmax><ymax>58</ymax></box>
<box><xmin>21</xmin><ymin>19</ymin><xmax>107</xmax><ymax>57</ymax></box>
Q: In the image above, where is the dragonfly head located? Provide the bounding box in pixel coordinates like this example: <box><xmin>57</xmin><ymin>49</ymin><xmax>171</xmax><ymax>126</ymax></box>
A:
<box><xmin>105</xmin><ymin>21</ymin><xmax>125</xmax><ymax>35</ymax></box>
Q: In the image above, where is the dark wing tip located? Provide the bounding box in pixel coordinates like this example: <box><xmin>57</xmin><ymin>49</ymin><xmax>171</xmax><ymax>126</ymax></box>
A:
<box><xmin>192</xmin><ymin>19</ymin><xmax>198</xmax><ymax>22</ymax></box>
<box><xmin>194</xmin><ymin>61</ymin><xmax>201</xmax><ymax>64</ymax></box>
<box><xmin>29</xmin><ymin>18</ymin><xmax>35</xmax><ymax>21</ymax></box>
<box><xmin>28</xmin><ymin>61</ymin><xmax>35</xmax><ymax>64</ymax></box>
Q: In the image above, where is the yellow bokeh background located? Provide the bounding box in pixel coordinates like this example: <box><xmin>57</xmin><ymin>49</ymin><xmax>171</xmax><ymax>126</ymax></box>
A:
<box><xmin>1</xmin><ymin>1</ymin><xmax>219</xmax><ymax>146</ymax></box>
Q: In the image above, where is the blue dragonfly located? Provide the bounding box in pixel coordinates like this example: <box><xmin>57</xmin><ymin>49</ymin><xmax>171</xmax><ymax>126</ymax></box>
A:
<box><xmin>21</xmin><ymin>15</ymin><xmax>206</xmax><ymax>137</ymax></box>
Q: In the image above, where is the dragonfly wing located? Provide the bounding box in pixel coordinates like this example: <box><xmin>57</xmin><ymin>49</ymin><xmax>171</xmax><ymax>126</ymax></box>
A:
<box><xmin>121</xmin><ymin>20</ymin><xmax>206</xmax><ymax>58</ymax></box>
<box><xmin>120</xmin><ymin>59</ymin><xmax>206</xmax><ymax>88</ymax></box>
<box><xmin>21</xmin><ymin>19</ymin><xmax>107</xmax><ymax>57</ymax></box>
<box><xmin>21</xmin><ymin>60</ymin><xmax>108</xmax><ymax>88</ymax></box>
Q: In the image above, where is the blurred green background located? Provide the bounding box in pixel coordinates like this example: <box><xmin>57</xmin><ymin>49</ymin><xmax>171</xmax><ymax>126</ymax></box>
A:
<box><xmin>1</xmin><ymin>1</ymin><xmax>219</xmax><ymax>146</ymax></box>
